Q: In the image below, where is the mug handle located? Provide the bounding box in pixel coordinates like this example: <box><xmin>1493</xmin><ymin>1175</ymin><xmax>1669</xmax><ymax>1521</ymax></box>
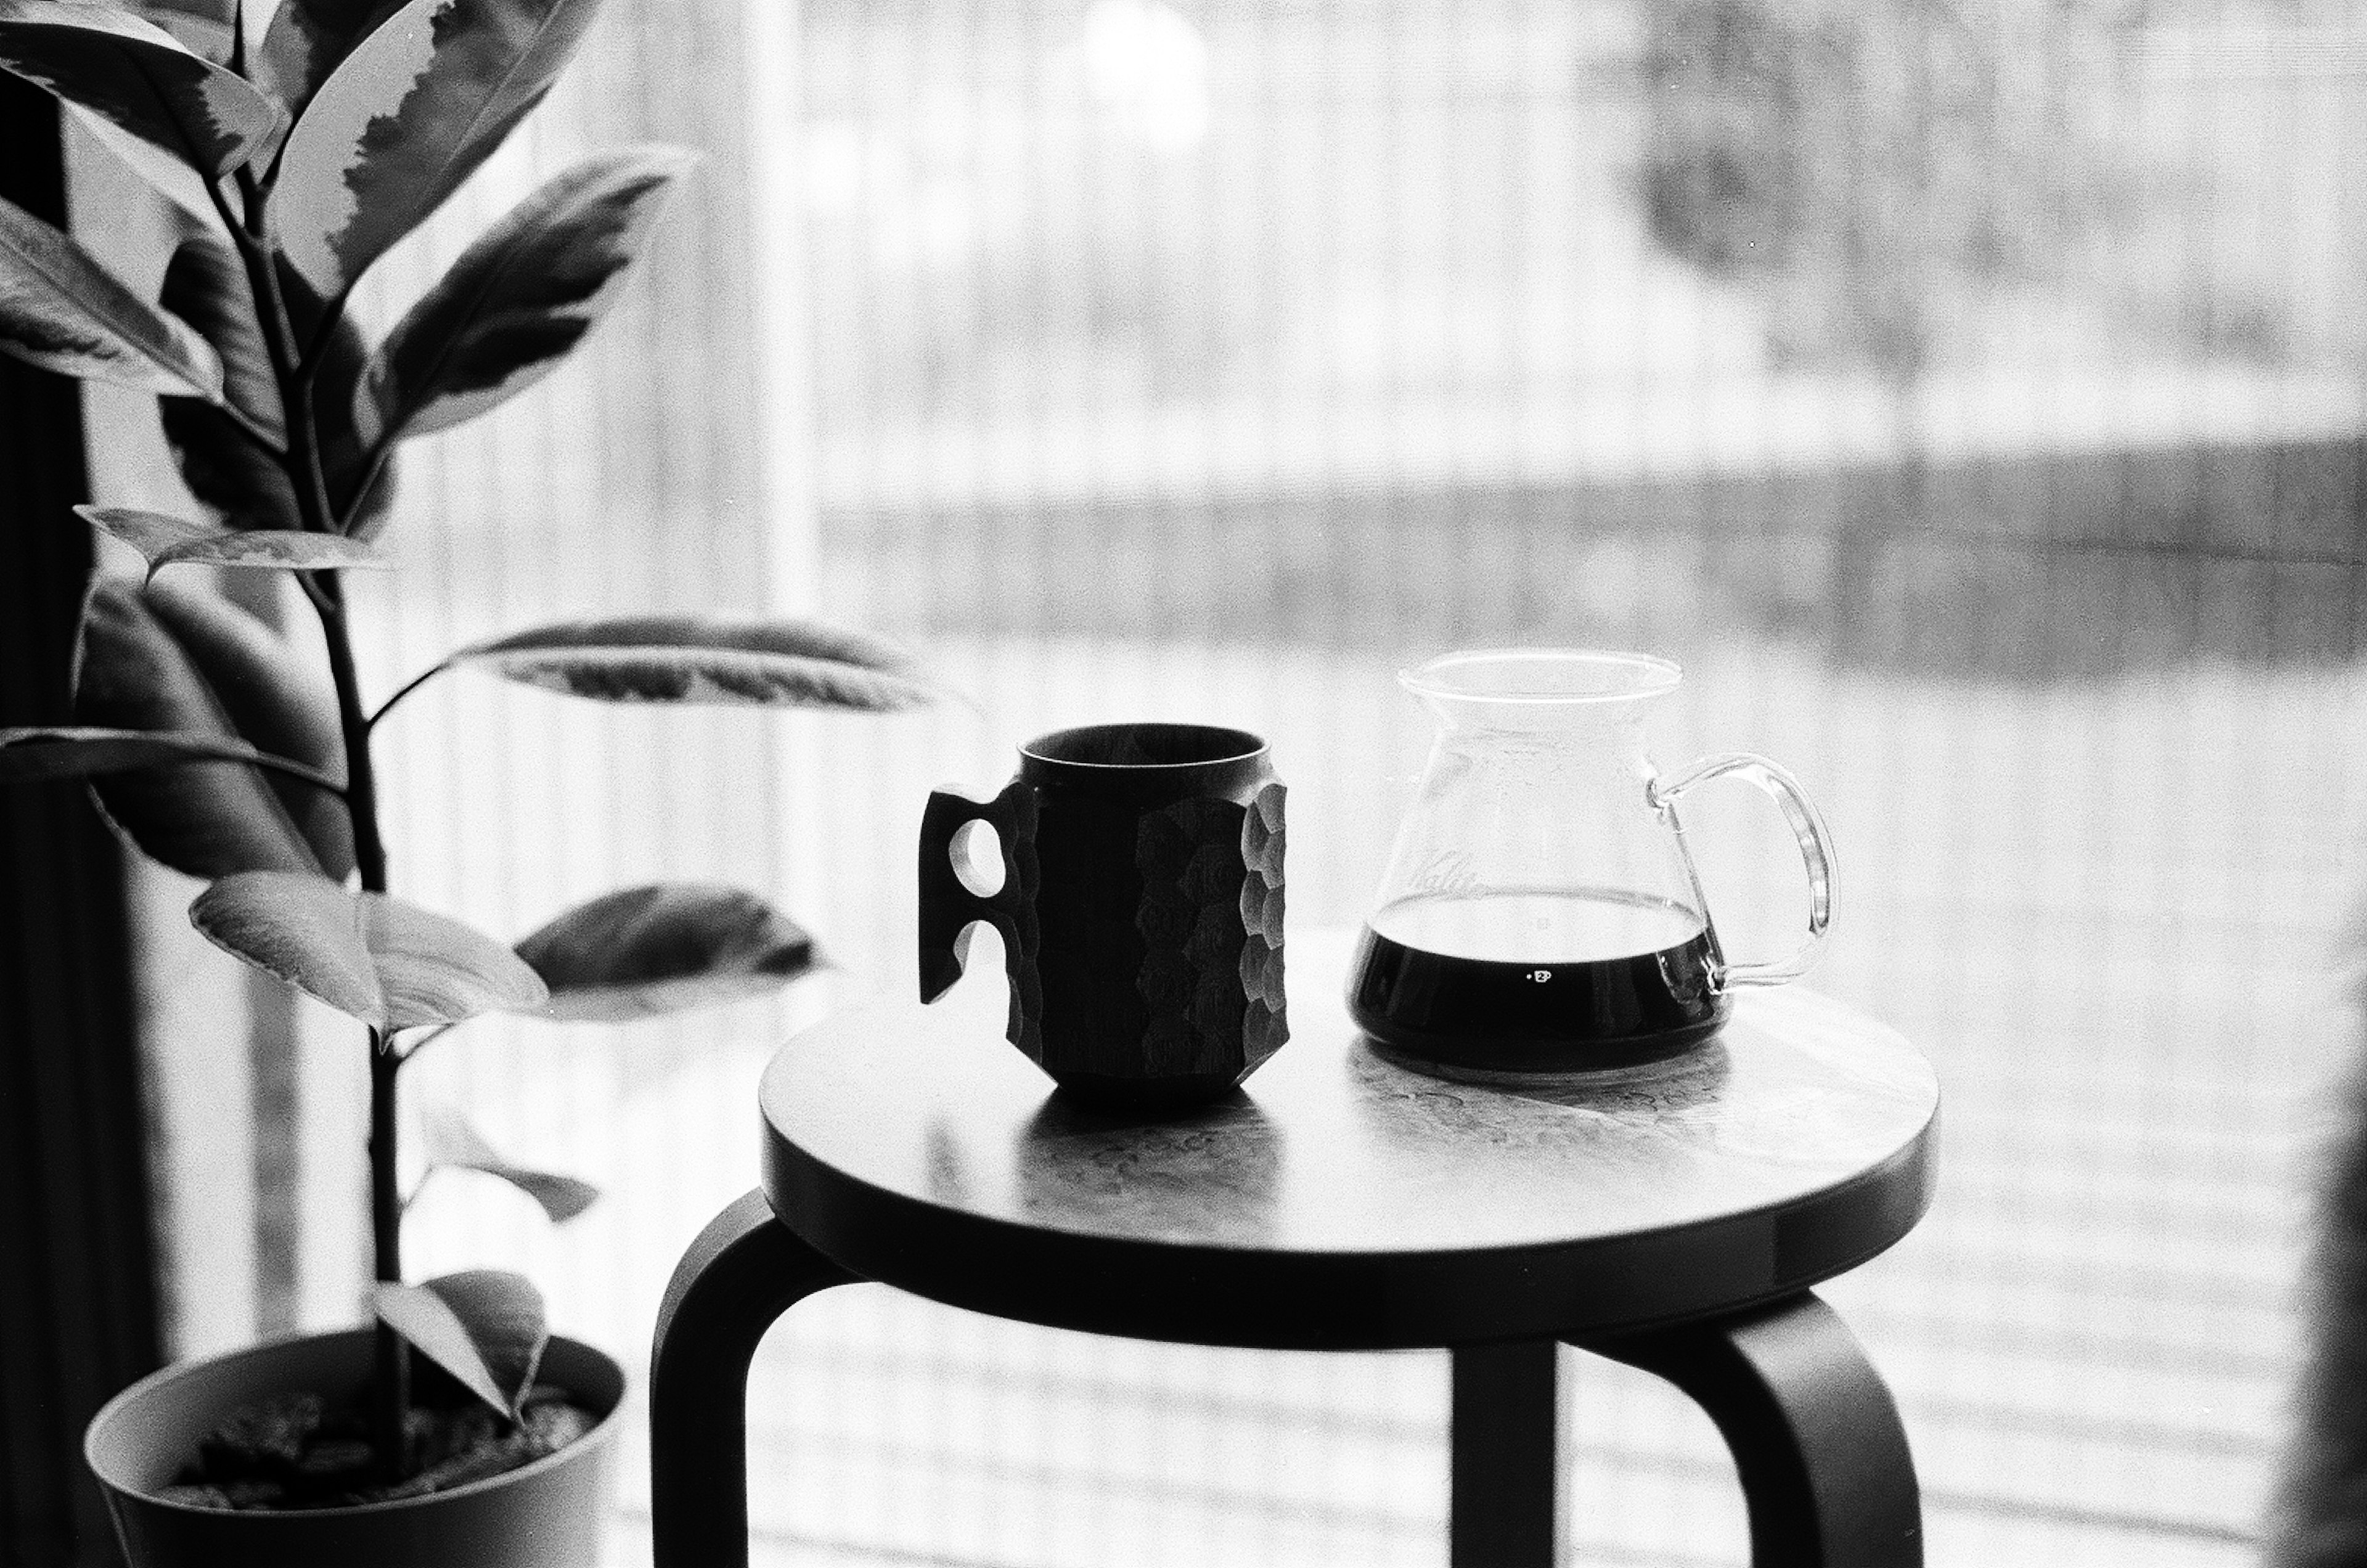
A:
<box><xmin>918</xmin><ymin>782</ymin><xmax>1037</xmax><ymax>1004</ymax></box>
<box><xmin>1648</xmin><ymin>753</ymin><xmax>1836</xmax><ymax>988</ymax></box>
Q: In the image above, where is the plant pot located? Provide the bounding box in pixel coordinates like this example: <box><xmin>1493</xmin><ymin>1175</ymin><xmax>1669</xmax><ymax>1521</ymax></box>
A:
<box><xmin>85</xmin><ymin>1329</ymin><xmax>624</xmax><ymax>1568</ymax></box>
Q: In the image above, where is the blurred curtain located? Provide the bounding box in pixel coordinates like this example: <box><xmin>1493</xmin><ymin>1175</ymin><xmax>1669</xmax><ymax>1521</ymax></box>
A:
<box><xmin>0</xmin><ymin>75</ymin><xmax>158</xmax><ymax>1568</ymax></box>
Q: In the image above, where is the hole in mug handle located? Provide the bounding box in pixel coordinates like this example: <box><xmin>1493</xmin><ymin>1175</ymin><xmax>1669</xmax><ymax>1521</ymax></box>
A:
<box><xmin>920</xmin><ymin>784</ymin><xmax>1030</xmax><ymax>1006</ymax></box>
<box><xmin>950</xmin><ymin>817</ymin><xmax>1006</xmax><ymax>899</ymax></box>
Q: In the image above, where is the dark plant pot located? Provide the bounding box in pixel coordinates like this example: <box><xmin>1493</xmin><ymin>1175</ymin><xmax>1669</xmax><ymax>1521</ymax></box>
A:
<box><xmin>86</xmin><ymin>1329</ymin><xmax>623</xmax><ymax>1568</ymax></box>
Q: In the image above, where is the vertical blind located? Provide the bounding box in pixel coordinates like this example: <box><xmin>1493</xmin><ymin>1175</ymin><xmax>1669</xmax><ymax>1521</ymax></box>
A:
<box><xmin>232</xmin><ymin>0</ymin><xmax>2367</xmax><ymax>1562</ymax></box>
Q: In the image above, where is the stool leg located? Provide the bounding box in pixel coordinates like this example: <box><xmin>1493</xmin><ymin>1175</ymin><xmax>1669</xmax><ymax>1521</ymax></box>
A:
<box><xmin>1450</xmin><ymin>1341</ymin><xmax>1562</xmax><ymax>1567</ymax></box>
<box><xmin>1587</xmin><ymin>1291</ymin><xmax>1921</xmax><ymax>1568</ymax></box>
<box><xmin>650</xmin><ymin>1189</ymin><xmax>858</xmax><ymax>1568</ymax></box>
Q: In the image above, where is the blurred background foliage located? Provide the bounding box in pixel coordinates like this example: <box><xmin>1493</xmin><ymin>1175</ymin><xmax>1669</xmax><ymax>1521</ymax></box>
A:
<box><xmin>1640</xmin><ymin>0</ymin><xmax>2138</xmax><ymax>377</ymax></box>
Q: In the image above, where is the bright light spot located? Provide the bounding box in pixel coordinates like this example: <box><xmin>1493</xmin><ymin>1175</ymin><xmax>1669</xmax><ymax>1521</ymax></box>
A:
<box><xmin>912</xmin><ymin>182</ymin><xmax>975</xmax><ymax>262</ymax></box>
<box><xmin>1078</xmin><ymin>0</ymin><xmax>1210</xmax><ymax>152</ymax></box>
<box><xmin>802</xmin><ymin>119</ymin><xmax>867</xmax><ymax>213</ymax></box>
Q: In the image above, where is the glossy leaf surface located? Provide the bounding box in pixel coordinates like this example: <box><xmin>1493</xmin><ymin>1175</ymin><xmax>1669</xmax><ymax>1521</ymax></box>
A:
<box><xmin>153</xmin><ymin>245</ymin><xmax>396</xmax><ymax>535</ymax></box>
<box><xmin>419</xmin><ymin>1270</ymin><xmax>547</xmax><ymax>1410</ymax></box>
<box><xmin>515</xmin><ymin>883</ymin><xmax>817</xmax><ymax>1022</ymax></box>
<box><xmin>419</xmin><ymin>1104</ymin><xmax>598</xmax><ymax>1222</ymax></box>
<box><xmin>363</xmin><ymin>147</ymin><xmax>689</xmax><ymax>444</ymax></box>
<box><xmin>123</xmin><ymin>0</ymin><xmax>233</xmax><ymax>61</ymax></box>
<box><xmin>273</xmin><ymin>0</ymin><xmax>608</xmax><ymax>299</ymax></box>
<box><xmin>0</xmin><ymin>1</ymin><xmax>278</xmax><ymax>175</ymax></box>
<box><xmin>0</xmin><ymin>725</ymin><xmax>343</xmax><ymax>788</ymax></box>
<box><xmin>73</xmin><ymin>579</ymin><xmax>340</xmax><ymax>878</ymax></box>
<box><xmin>68</xmin><ymin>100</ymin><xmax>216</xmax><ymax>224</ymax></box>
<box><xmin>448</xmin><ymin>617</ymin><xmax>939</xmax><ymax>711</ymax></box>
<box><xmin>159</xmin><ymin>232</ymin><xmax>282</xmax><ymax>441</ymax></box>
<box><xmin>190</xmin><ymin>868</ymin><xmax>382</xmax><ymax>1021</ymax></box>
<box><xmin>80</xmin><ymin>505</ymin><xmax>390</xmax><ymax>578</ymax></box>
<box><xmin>0</xmin><ymin>191</ymin><xmax>225</xmax><ymax>398</ymax></box>
<box><xmin>255</xmin><ymin>0</ymin><xmax>405</xmax><ymax>120</ymax></box>
<box><xmin>146</xmin><ymin>576</ymin><xmax>354</xmax><ymax>874</ymax></box>
<box><xmin>190</xmin><ymin>869</ymin><xmax>549</xmax><ymax>1029</ymax></box>
<box><xmin>372</xmin><ymin>1269</ymin><xmax>546</xmax><ymax>1418</ymax></box>
<box><xmin>372</xmin><ymin>1284</ymin><xmax>502</xmax><ymax>1413</ymax></box>
<box><xmin>157</xmin><ymin>235</ymin><xmax>304</xmax><ymax>525</ymax></box>
<box><xmin>362</xmin><ymin>892</ymin><xmax>549</xmax><ymax>1029</ymax></box>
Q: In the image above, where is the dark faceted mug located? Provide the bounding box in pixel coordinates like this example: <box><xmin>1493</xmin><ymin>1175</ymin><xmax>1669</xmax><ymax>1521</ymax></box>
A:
<box><xmin>919</xmin><ymin>723</ymin><xmax>1288</xmax><ymax>1107</ymax></box>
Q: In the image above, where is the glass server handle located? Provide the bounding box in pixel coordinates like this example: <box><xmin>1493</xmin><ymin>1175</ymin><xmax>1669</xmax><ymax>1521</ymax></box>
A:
<box><xmin>1648</xmin><ymin>752</ymin><xmax>1836</xmax><ymax>987</ymax></box>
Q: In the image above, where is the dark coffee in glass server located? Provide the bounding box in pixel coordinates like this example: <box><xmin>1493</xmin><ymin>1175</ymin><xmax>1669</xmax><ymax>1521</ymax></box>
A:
<box><xmin>1349</xmin><ymin>891</ymin><xmax>1728</xmax><ymax>1072</ymax></box>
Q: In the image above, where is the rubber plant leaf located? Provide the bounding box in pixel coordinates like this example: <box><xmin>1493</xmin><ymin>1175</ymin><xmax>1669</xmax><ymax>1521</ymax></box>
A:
<box><xmin>149</xmin><ymin>576</ymin><xmax>354</xmax><ymax>873</ymax></box>
<box><xmin>190</xmin><ymin>870</ymin><xmax>549</xmax><ymax>1030</ymax></box>
<box><xmin>360</xmin><ymin>891</ymin><xmax>549</xmax><ymax>1030</ymax></box>
<box><xmin>0</xmin><ymin>725</ymin><xmax>341</xmax><ymax>788</ymax></box>
<box><xmin>72</xmin><ymin>578</ymin><xmax>346</xmax><ymax>878</ymax></box>
<box><xmin>121</xmin><ymin>0</ymin><xmax>234</xmax><ymax>62</ymax></box>
<box><xmin>254</xmin><ymin>0</ymin><xmax>407</xmax><ymax>123</ymax></box>
<box><xmin>0</xmin><ymin>1</ymin><xmax>279</xmax><ymax>177</ymax></box>
<box><xmin>419</xmin><ymin>1103</ymin><xmax>599</xmax><ymax>1222</ymax></box>
<box><xmin>80</xmin><ymin>507</ymin><xmax>390</xmax><ymax>580</ymax></box>
<box><xmin>39</xmin><ymin>5</ymin><xmax>242</xmax><ymax>222</ymax></box>
<box><xmin>0</xmin><ymin>191</ymin><xmax>228</xmax><ymax>401</ymax></box>
<box><xmin>361</xmin><ymin>147</ymin><xmax>690</xmax><ymax>446</ymax></box>
<box><xmin>67</xmin><ymin>102</ymin><xmax>218</xmax><ymax>226</ymax></box>
<box><xmin>158</xmin><ymin>230</ymin><xmax>285</xmax><ymax>454</ymax></box>
<box><xmin>272</xmin><ymin>0</ymin><xmax>610</xmax><ymax>301</ymax></box>
<box><xmin>443</xmin><ymin>617</ymin><xmax>939</xmax><ymax>711</ymax></box>
<box><xmin>513</xmin><ymin>883</ymin><xmax>819</xmax><ymax>1023</ymax></box>
<box><xmin>372</xmin><ymin>1270</ymin><xmax>547</xmax><ymax>1419</ymax></box>
<box><xmin>190</xmin><ymin>868</ymin><xmax>382</xmax><ymax>1023</ymax></box>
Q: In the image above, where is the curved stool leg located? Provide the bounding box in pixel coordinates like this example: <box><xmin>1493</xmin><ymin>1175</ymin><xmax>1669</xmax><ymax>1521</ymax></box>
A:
<box><xmin>1450</xmin><ymin>1341</ymin><xmax>1561</xmax><ymax>1567</ymax></box>
<box><xmin>1586</xmin><ymin>1292</ymin><xmax>1921</xmax><ymax>1568</ymax></box>
<box><xmin>651</xmin><ymin>1189</ymin><xmax>859</xmax><ymax>1568</ymax></box>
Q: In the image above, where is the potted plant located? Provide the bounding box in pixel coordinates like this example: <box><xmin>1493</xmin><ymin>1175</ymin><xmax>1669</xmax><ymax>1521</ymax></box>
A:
<box><xmin>0</xmin><ymin>0</ymin><xmax>935</xmax><ymax>1562</ymax></box>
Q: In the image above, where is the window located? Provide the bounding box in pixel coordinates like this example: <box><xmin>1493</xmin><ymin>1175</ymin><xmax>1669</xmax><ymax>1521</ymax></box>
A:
<box><xmin>119</xmin><ymin>1</ymin><xmax>2350</xmax><ymax>1562</ymax></box>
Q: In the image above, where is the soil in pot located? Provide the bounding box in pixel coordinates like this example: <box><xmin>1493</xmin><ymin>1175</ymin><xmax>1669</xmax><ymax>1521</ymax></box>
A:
<box><xmin>155</xmin><ymin>1363</ymin><xmax>601</xmax><ymax>1512</ymax></box>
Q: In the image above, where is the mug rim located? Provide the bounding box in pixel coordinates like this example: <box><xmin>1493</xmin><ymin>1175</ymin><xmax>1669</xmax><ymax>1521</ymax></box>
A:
<box><xmin>1021</xmin><ymin>722</ymin><xmax>1270</xmax><ymax>770</ymax></box>
<box><xmin>1399</xmin><ymin>647</ymin><xmax>1683</xmax><ymax>704</ymax></box>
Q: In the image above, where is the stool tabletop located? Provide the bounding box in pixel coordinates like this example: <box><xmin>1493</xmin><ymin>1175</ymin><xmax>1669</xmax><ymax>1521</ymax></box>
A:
<box><xmin>759</xmin><ymin>932</ymin><xmax>1937</xmax><ymax>1349</ymax></box>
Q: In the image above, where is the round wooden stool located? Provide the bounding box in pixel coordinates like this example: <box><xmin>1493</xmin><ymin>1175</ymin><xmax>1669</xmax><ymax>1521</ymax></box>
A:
<box><xmin>651</xmin><ymin>934</ymin><xmax>1938</xmax><ymax>1566</ymax></box>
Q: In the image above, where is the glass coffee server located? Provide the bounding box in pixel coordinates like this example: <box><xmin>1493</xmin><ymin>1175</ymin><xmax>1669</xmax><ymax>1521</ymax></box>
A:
<box><xmin>1349</xmin><ymin>648</ymin><xmax>1836</xmax><ymax>1075</ymax></box>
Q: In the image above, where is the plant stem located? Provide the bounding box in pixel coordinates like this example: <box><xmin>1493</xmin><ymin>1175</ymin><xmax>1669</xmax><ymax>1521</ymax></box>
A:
<box><xmin>369</xmin><ymin>1031</ymin><xmax>409</xmax><ymax>1475</ymax></box>
<box><xmin>320</xmin><ymin>560</ymin><xmax>404</xmax><ymax>1484</ymax></box>
<box><xmin>340</xmin><ymin>439</ymin><xmax>396</xmax><ymax>535</ymax></box>
<box><xmin>235</xmin><ymin>171</ymin><xmax>412</xmax><ymax>1476</ymax></box>
<box><xmin>365</xmin><ymin>659</ymin><xmax>451</xmax><ymax>735</ymax></box>
<box><xmin>370</xmin><ymin>1045</ymin><xmax>402</xmax><ymax>1260</ymax></box>
<box><xmin>318</xmin><ymin>582</ymin><xmax>388</xmax><ymax>891</ymax></box>
<box><xmin>230</xmin><ymin>170</ymin><xmax>338</xmax><ymax>538</ymax></box>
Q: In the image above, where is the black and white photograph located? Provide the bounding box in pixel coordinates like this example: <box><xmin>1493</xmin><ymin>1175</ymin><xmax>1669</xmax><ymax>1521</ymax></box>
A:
<box><xmin>0</xmin><ymin>1</ymin><xmax>2355</xmax><ymax>1564</ymax></box>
